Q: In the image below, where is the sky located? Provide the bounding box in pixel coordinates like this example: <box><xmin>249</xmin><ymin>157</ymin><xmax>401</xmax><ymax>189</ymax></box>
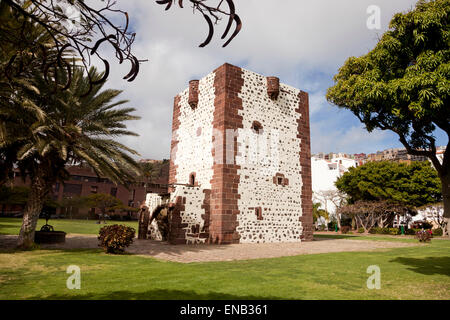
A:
<box><xmin>98</xmin><ymin>0</ymin><xmax>447</xmax><ymax>160</ymax></box>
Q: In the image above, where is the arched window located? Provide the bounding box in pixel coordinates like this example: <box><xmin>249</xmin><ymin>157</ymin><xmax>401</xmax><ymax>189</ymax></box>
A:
<box><xmin>251</xmin><ymin>121</ymin><xmax>263</xmax><ymax>134</ymax></box>
<box><xmin>189</xmin><ymin>173</ymin><xmax>196</xmax><ymax>186</ymax></box>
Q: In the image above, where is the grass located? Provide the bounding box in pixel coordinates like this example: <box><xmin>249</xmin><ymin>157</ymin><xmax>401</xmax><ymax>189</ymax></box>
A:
<box><xmin>0</xmin><ymin>217</ymin><xmax>138</xmax><ymax>235</ymax></box>
<box><xmin>314</xmin><ymin>233</ymin><xmax>421</xmax><ymax>243</ymax></box>
<box><xmin>0</xmin><ymin>224</ymin><xmax>449</xmax><ymax>299</ymax></box>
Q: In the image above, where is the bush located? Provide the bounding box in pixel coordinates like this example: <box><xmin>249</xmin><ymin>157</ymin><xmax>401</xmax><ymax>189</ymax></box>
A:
<box><xmin>369</xmin><ymin>227</ymin><xmax>380</xmax><ymax>234</ymax></box>
<box><xmin>98</xmin><ymin>224</ymin><xmax>136</xmax><ymax>254</ymax></box>
<box><xmin>341</xmin><ymin>226</ymin><xmax>351</xmax><ymax>234</ymax></box>
<box><xmin>415</xmin><ymin>229</ymin><xmax>432</xmax><ymax>242</ymax></box>
<box><xmin>406</xmin><ymin>228</ymin><xmax>421</xmax><ymax>235</ymax></box>
<box><xmin>357</xmin><ymin>227</ymin><xmax>365</xmax><ymax>233</ymax></box>
<box><xmin>368</xmin><ymin>227</ymin><xmax>401</xmax><ymax>235</ymax></box>
<box><xmin>387</xmin><ymin>228</ymin><xmax>400</xmax><ymax>235</ymax></box>
<box><xmin>432</xmin><ymin>228</ymin><xmax>443</xmax><ymax>236</ymax></box>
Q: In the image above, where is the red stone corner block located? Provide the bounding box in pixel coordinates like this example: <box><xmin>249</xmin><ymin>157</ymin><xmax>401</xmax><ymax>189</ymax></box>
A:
<box><xmin>296</xmin><ymin>90</ymin><xmax>313</xmax><ymax>241</ymax></box>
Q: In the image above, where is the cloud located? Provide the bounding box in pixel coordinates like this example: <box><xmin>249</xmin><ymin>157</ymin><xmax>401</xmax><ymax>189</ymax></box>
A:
<box><xmin>96</xmin><ymin>0</ymin><xmax>430</xmax><ymax>159</ymax></box>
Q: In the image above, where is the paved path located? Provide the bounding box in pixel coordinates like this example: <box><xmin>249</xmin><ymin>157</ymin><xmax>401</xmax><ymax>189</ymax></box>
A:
<box><xmin>0</xmin><ymin>234</ymin><xmax>416</xmax><ymax>263</ymax></box>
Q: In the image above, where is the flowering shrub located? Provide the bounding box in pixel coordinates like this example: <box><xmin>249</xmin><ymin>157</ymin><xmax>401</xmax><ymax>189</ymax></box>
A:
<box><xmin>415</xmin><ymin>229</ymin><xmax>432</xmax><ymax>242</ymax></box>
<box><xmin>98</xmin><ymin>224</ymin><xmax>136</xmax><ymax>254</ymax></box>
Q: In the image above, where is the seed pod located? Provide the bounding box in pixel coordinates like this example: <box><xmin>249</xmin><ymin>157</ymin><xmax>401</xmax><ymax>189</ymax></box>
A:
<box><xmin>91</xmin><ymin>59</ymin><xmax>110</xmax><ymax>85</ymax></box>
<box><xmin>221</xmin><ymin>0</ymin><xmax>236</xmax><ymax>39</ymax></box>
<box><xmin>127</xmin><ymin>56</ymin><xmax>140</xmax><ymax>82</ymax></box>
<box><xmin>90</xmin><ymin>35</ymin><xmax>116</xmax><ymax>55</ymax></box>
<box><xmin>199</xmin><ymin>14</ymin><xmax>214</xmax><ymax>48</ymax></box>
<box><xmin>222</xmin><ymin>14</ymin><xmax>242</xmax><ymax>48</ymax></box>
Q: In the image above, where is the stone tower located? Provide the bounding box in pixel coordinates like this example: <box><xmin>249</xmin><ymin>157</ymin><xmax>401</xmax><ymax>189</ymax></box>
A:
<box><xmin>152</xmin><ymin>63</ymin><xmax>312</xmax><ymax>244</ymax></box>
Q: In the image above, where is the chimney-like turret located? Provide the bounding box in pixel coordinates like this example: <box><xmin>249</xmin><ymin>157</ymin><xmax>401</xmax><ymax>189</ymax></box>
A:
<box><xmin>188</xmin><ymin>80</ymin><xmax>199</xmax><ymax>109</ymax></box>
<box><xmin>267</xmin><ymin>76</ymin><xmax>280</xmax><ymax>100</ymax></box>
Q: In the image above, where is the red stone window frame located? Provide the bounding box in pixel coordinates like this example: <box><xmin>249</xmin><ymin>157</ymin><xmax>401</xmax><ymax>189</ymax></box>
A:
<box><xmin>273</xmin><ymin>173</ymin><xmax>289</xmax><ymax>187</ymax></box>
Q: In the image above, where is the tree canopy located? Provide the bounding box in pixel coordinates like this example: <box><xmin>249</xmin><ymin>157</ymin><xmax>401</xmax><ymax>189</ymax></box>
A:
<box><xmin>335</xmin><ymin>161</ymin><xmax>441</xmax><ymax>207</ymax></box>
<box><xmin>327</xmin><ymin>0</ymin><xmax>449</xmax><ymax>236</ymax></box>
<box><xmin>326</xmin><ymin>0</ymin><xmax>449</xmax><ymax>174</ymax></box>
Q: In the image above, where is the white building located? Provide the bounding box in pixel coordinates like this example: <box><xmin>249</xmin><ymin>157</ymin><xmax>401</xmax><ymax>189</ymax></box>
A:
<box><xmin>311</xmin><ymin>156</ymin><xmax>357</xmax><ymax>216</ymax></box>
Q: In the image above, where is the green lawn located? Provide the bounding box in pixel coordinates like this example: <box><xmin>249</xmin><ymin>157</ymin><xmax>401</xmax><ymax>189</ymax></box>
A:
<box><xmin>314</xmin><ymin>233</ymin><xmax>422</xmax><ymax>243</ymax></box>
<box><xmin>0</xmin><ymin>217</ymin><xmax>138</xmax><ymax>235</ymax></box>
<box><xmin>0</xmin><ymin>222</ymin><xmax>449</xmax><ymax>299</ymax></box>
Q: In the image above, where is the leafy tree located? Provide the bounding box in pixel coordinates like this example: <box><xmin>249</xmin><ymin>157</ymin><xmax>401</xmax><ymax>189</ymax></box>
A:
<box><xmin>0</xmin><ymin>186</ymin><xmax>30</xmax><ymax>208</ymax></box>
<box><xmin>0</xmin><ymin>185</ymin><xmax>57</xmax><ymax>215</ymax></box>
<box><xmin>326</xmin><ymin>0</ymin><xmax>450</xmax><ymax>236</ymax></box>
<box><xmin>139</xmin><ymin>159</ymin><xmax>169</xmax><ymax>181</ymax></box>
<box><xmin>83</xmin><ymin>193</ymin><xmax>123</xmax><ymax>223</ymax></box>
<box><xmin>338</xmin><ymin>200</ymin><xmax>417</xmax><ymax>233</ymax></box>
<box><xmin>57</xmin><ymin>195</ymin><xmax>87</xmax><ymax>219</ymax></box>
<box><xmin>140</xmin><ymin>162</ymin><xmax>155</xmax><ymax>180</ymax></box>
<box><xmin>336</xmin><ymin>161</ymin><xmax>441</xmax><ymax>207</ymax></box>
<box><xmin>4</xmin><ymin>65</ymin><xmax>142</xmax><ymax>248</ymax></box>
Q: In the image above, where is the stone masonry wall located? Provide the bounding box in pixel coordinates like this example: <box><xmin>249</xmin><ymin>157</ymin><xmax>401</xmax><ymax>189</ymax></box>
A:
<box><xmin>171</xmin><ymin>72</ymin><xmax>216</xmax><ymax>189</ymax></box>
<box><xmin>167</xmin><ymin>186</ymin><xmax>209</xmax><ymax>244</ymax></box>
<box><xmin>235</xmin><ymin>69</ymin><xmax>305</xmax><ymax>243</ymax></box>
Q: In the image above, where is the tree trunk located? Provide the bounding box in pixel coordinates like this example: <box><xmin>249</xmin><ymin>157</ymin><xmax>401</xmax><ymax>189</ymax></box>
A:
<box><xmin>99</xmin><ymin>208</ymin><xmax>106</xmax><ymax>224</ymax></box>
<box><xmin>336</xmin><ymin>213</ymin><xmax>341</xmax><ymax>230</ymax></box>
<box><xmin>17</xmin><ymin>172</ymin><xmax>50</xmax><ymax>249</ymax></box>
<box><xmin>442</xmin><ymin>173</ymin><xmax>450</xmax><ymax>237</ymax></box>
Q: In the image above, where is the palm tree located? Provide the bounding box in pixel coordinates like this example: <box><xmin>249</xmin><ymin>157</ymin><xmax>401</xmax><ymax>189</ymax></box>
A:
<box><xmin>0</xmin><ymin>1</ymin><xmax>70</xmax><ymax>185</ymax></box>
<box><xmin>8</xmin><ymin>65</ymin><xmax>142</xmax><ymax>248</ymax></box>
<box><xmin>313</xmin><ymin>202</ymin><xmax>329</xmax><ymax>228</ymax></box>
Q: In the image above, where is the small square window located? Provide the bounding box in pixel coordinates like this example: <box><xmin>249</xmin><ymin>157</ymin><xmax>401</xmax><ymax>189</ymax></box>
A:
<box><xmin>255</xmin><ymin>207</ymin><xmax>263</xmax><ymax>220</ymax></box>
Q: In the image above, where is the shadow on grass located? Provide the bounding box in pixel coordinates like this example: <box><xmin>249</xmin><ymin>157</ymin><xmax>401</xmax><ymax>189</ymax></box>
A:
<box><xmin>28</xmin><ymin>289</ymin><xmax>283</xmax><ymax>300</ymax></box>
<box><xmin>390</xmin><ymin>256</ymin><xmax>450</xmax><ymax>276</ymax></box>
<box><xmin>0</xmin><ymin>235</ymin><xmax>234</xmax><ymax>258</ymax></box>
